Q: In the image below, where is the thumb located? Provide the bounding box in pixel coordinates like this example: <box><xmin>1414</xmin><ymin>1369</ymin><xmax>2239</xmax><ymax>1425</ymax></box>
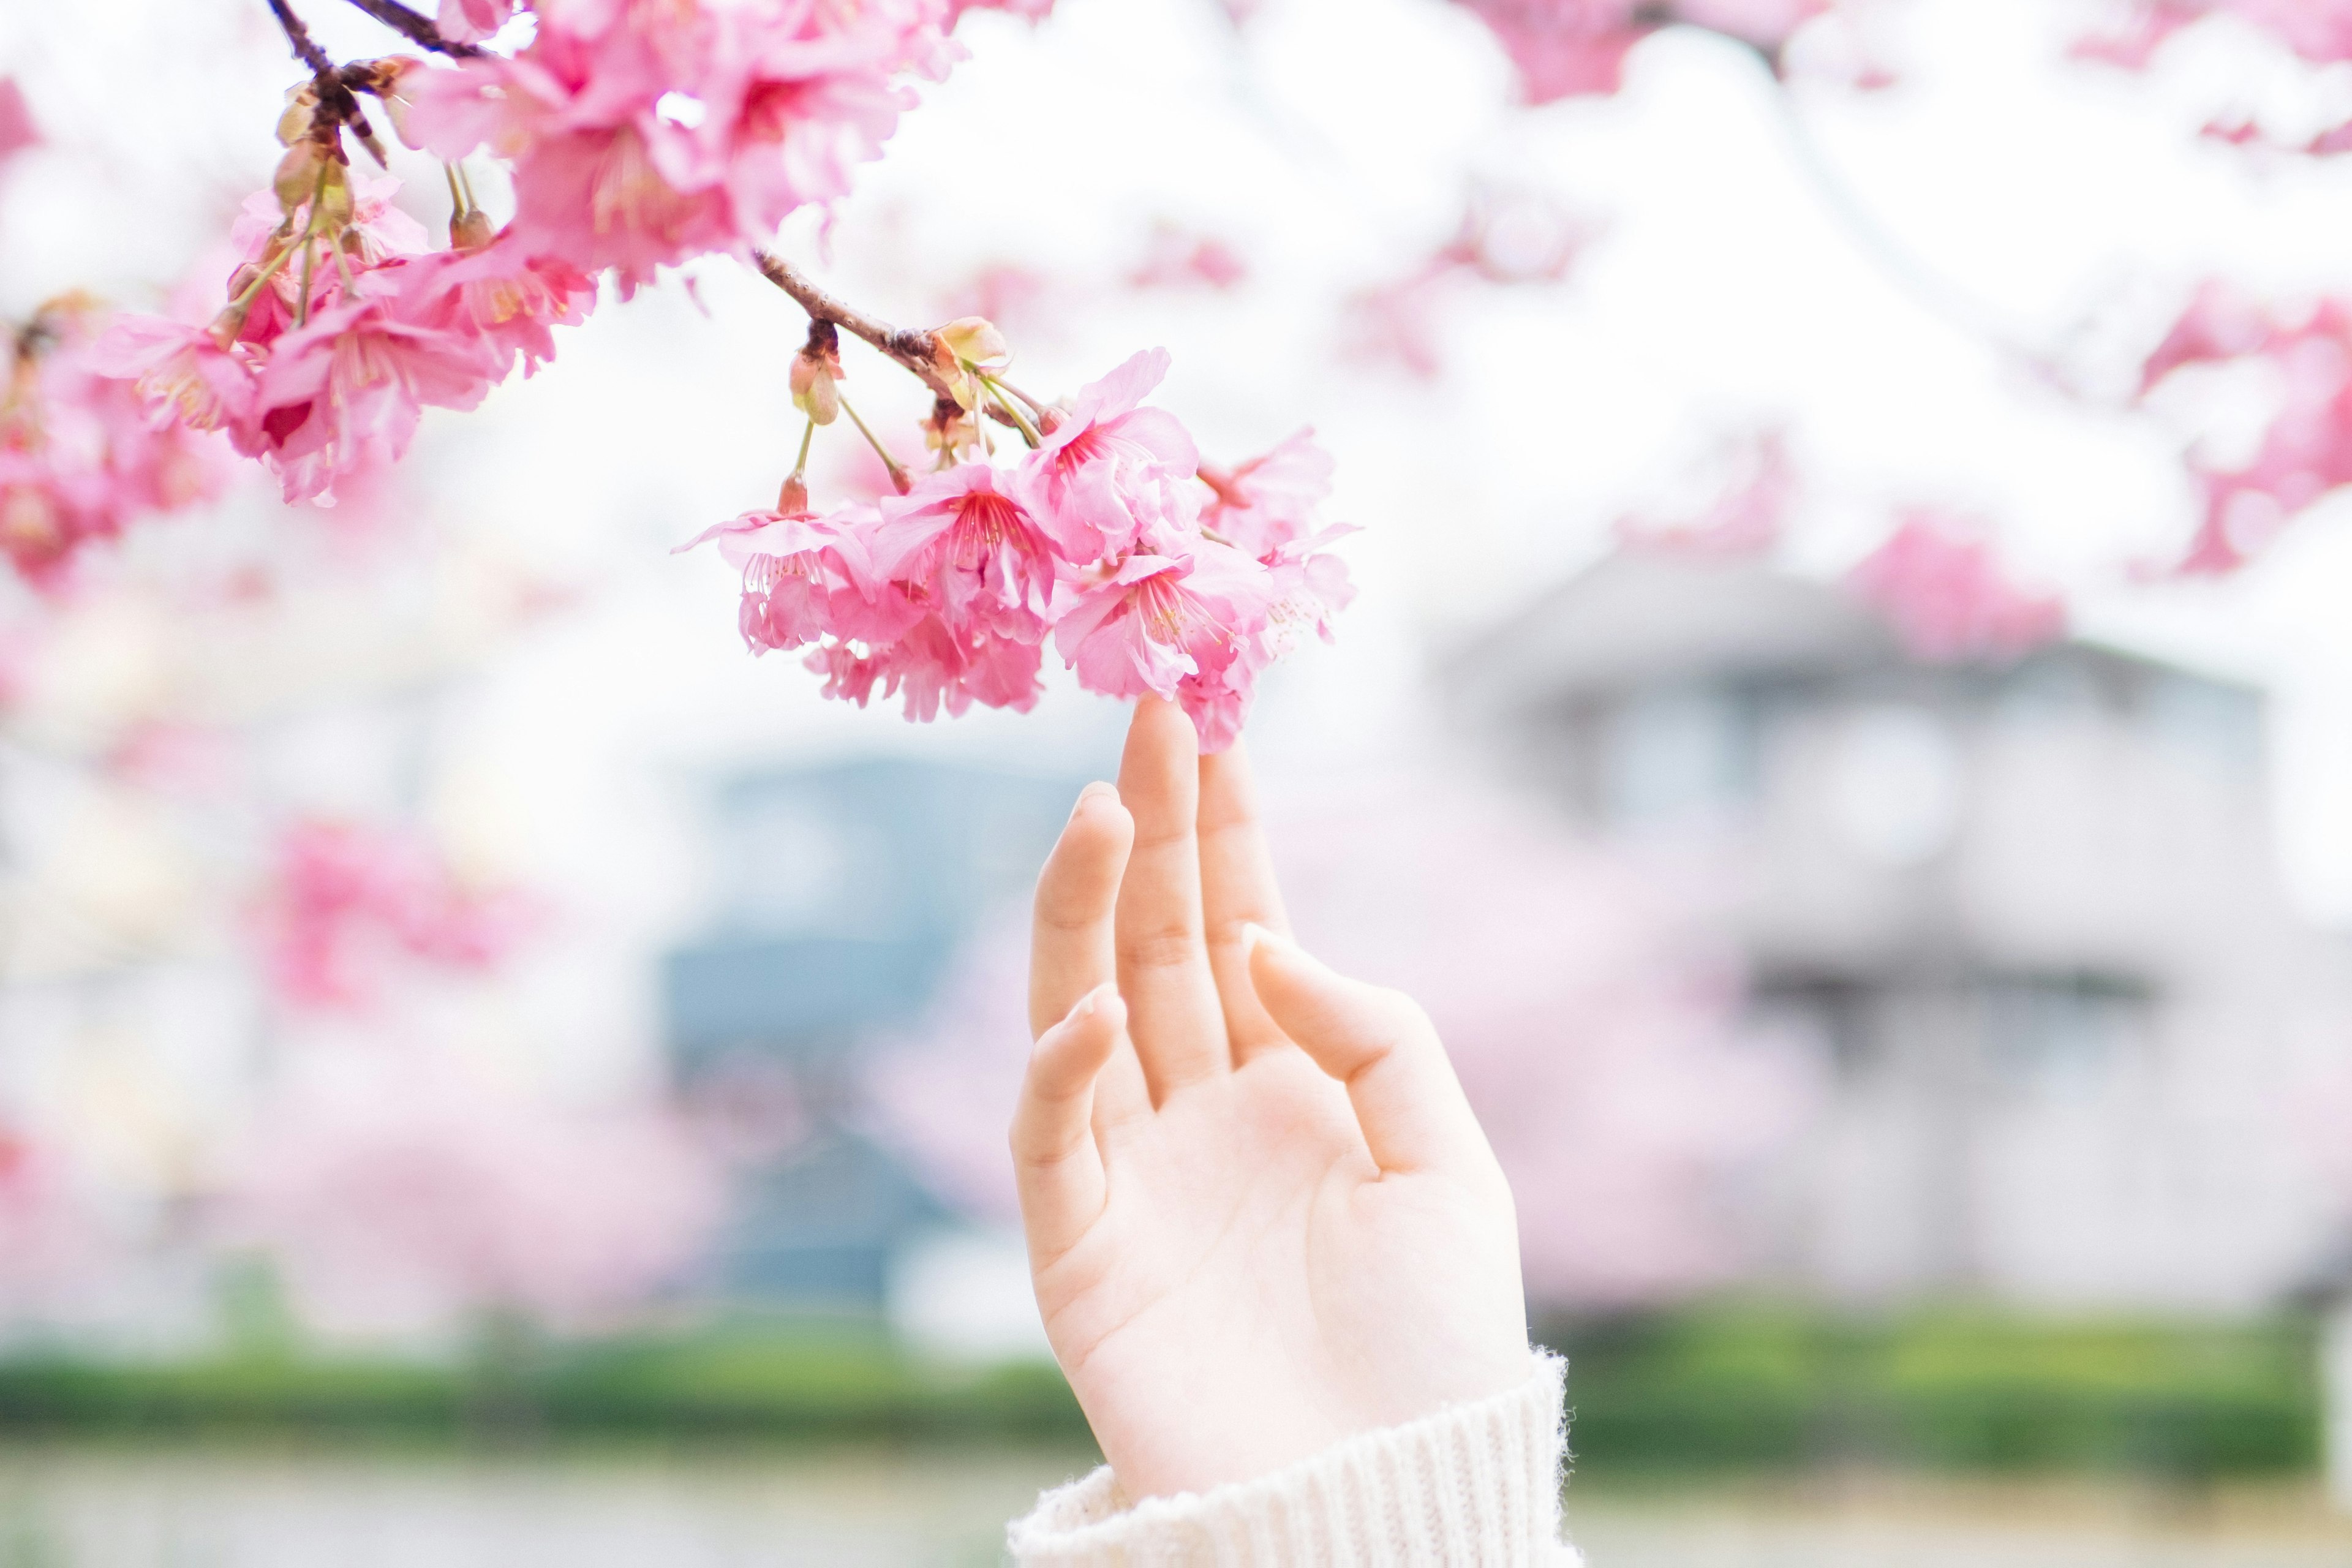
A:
<box><xmin>1243</xmin><ymin>924</ymin><xmax>1493</xmax><ymax>1177</ymax></box>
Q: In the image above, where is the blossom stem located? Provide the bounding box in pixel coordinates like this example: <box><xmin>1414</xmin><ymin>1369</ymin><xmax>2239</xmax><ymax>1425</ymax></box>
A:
<box><xmin>443</xmin><ymin>162</ymin><xmax>470</xmax><ymax>217</ymax></box>
<box><xmin>988</xmin><ymin>375</ymin><xmax>1054</xmax><ymax>420</ymax></box>
<box><xmin>791</xmin><ymin>415</ymin><xmax>816</xmax><ymax>480</ymax></box>
<box><xmin>979</xmin><ymin>372</ymin><xmax>1042</xmax><ymax>448</ymax></box>
<box><xmin>295</xmin><ymin>239</ymin><xmax>318</xmax><ymax>330</ymax></box>
<box><xmin>229</xmin><ymin>243</ymin><xmax>302</xmax><ymax>314</ymax></box>
<box><xmin>837</xmin><ymin>394</ymin><xmax>911</xmax><ymax>494</ymax></box>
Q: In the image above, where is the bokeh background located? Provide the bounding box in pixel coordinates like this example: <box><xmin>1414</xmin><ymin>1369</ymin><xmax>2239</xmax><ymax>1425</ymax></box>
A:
<box><xmin>7</xmin><ymin>0</ymin><xmax>2352</xmax><ymax>1562</ymax></box>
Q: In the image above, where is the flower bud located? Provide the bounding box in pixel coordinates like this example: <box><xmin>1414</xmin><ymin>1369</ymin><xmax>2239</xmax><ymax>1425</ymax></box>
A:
<box><xmin>277</xmin><ymin>85</ymin><xmax>319</xmax><ymax>149</ymax></box>
<box><xmin>314</xmin><ymin>162</ymin><xmax>355</xmax><ymax>227</ymax></box>
<box><xmin>450</xmin><ymin>208</ymin><xmax>496</xmax><ymax>251</ymax></box>
<box><xmin>359</xmin><ymin>58</ymin><xmax>427</xmax><ymax>150</ymax></box>
<box><xmin>933</xmin><ymin>315</ymin><xmax>1009</xmax><ymax>370</ymax></box>
<box><xmin>273</xmin><ymin>143</ymin><xmax>326</xmax><ymax>215</ymax></box>
<box><xmin>777</xmin><ymin>474</ymin><xmax>811</xmax><ymax>516</ymax></box>
<box><xmin>925</xmin><ymin>401</ymin><xmax>976</xmax><ymax>458</ymax></box>
<box><xmin>791</xmin><ymin>347</ymin><xmax>842</xmax><ymax>424</ymax></box>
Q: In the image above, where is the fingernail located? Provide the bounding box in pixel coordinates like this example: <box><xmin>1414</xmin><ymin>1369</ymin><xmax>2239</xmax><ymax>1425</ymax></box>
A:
<box><xmin>1069</xmin><ymin>780</ymin><xmax>1117</xmax><ymax>820</ymax></box>
<box><xmin>1242</xmin><ymin>922</ymin><xmax>1278</xmax><ymax>956</ymax></box>
<box><xmin>1072</xmin><ymin>981</ymin><xmax>1116</xmax><ymax>1021</ymax></box>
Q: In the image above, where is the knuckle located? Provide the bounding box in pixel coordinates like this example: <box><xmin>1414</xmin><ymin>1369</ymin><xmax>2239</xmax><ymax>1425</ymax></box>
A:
<box><xmin>1119</xmin><ymin>925</ymin><xmax>1202</xmax><ymax>971</ymax></box>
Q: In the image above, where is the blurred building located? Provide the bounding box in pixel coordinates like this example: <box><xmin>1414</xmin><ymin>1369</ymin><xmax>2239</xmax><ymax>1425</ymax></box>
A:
<box><xmin>663</xmin><ymin>758</ymin><xmax>1075</xmax><ymax>1315</ymax></box>
<box><xmin>1458</xmin><ymin>553</ymin><xmax>2352</xmax><ymax>1311</ymax></box>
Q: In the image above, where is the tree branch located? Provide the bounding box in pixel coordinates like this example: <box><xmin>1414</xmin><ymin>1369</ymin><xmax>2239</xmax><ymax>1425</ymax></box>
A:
<box><xmin>753</xmin><ymin>249</ymin><xmax>952</xmax><ymax>401</ymax></box>
<box><xmin>265</xmin><ymin>0</ymin><xmax>339</xmax><ymax>78</ymax></box>
<box><xmin>339</xmin><ymin>0</ymin><xmax>486</xmax><ymax>58</ymax></box>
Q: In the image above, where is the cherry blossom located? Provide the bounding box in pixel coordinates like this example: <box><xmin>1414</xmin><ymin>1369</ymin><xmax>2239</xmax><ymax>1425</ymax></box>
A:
<box><xmin>869</xmin><ymin>461</ymin><xmax>1057</xmax><ymax>638</ymax></box>
<box><xmin>1458</xmin><ymin>0</ymin><xmax>1831</xmax><ymax>103</ymax></box>
<box><xmin>1616</xmin><ymin>427</ymin><xmax>1796</xmax><ymax>559</ymax></box>
<box><xmin>1011</xmin><ymin>348</ymin><xmax>1200</xmax><ymax>560</ymax></box>
<box><xmin>2136</xmin><ymin>283</ymin><xmax>2352</xmax><ymax>573</ymax></box>
<box><xmin>0</xmin><ymin>78</ymin><xmax>37</xmax><ymax>165</ymax></box>
<box><xmin>258</xmin><ymin>818</ymin><xmax>537</xmax><ymax>1011</ymax></box>
<box><xmin>230</xmin><ymin>1041</ymin><xmax>720</xmax><ymax>1335</ymax></box>
<box><xmin>4</xmin><ymin>296</ymin><xmax>233</xmax><ymax>587</ymax></box>
<box><xmin>2076</xmin><ymin>1</ymin><xmax>2352</xmax><ymax>70</ymax></box>
<box><xmin>1845</xmin><ymin>512</ymin><xmax>2066</xmax><ymax>662</ymax></box>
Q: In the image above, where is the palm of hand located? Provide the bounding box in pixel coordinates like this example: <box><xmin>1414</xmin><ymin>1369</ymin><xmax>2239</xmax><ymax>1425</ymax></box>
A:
<box><xmin>1015</xmin><ymin>703</ymin><xmax>1531</xmax><ymax>1500</ymax></box>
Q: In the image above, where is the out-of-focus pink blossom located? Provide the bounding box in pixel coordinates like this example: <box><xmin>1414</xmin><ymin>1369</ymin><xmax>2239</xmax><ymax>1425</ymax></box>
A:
<box><xmin>1617</xmin><ymin>427</ymin><xmax>1796</xmax><ymax>558</ymax></box>
<box><xmin>401</xmin><ymin>0</ymin><xmax>967</xmax><ymax>292</ymax></box>
<box><xmin>2137</xmin><ymin>283</ymin><xmax>2352</xmax><ymax>573</ymax></box>
<box><xmin>0</xmin><ymin>78</ymin><xmax>39</xmax><ymax>165</ymax></box>
<box><xmin>232</xmin><ymin>1044</ymin><xmax>720</xmax><ymax>1336</ymax></box>
<box><xmin>2076</xmin><ymin>1</ymin><xmax>2352</xmax><ymax>70</ymax></box>
<box><xmin>258</xmin><ymin>819</ymin><xmax>537</xmax><ymax>1011</ymax></box>
<box><xmin>1128</xmin><ymin>224</ymin><xmax>1249</xmax><ymax>292</ymax></box>
<box><xmin>1845</xmin><ymin>512</ymin><xmax>2067</xmax><ymax>662</ymax></box>
<box><xmin>438</xmin><ymin>0</ymin><xmax>519</xmax><ymax>44</ymax></box>
<box><xmin>4</xmin><ymin>298</ymin><xmax>233</xmax><ymax>587</ymax></box>
<box><xmin>1458</xmin><ymin>0</ymin><xmax>1831</xmax><ymax>102</ymax></box>
<box><xmin>1344</xmin><ymin>186</ymin><xmax>1596</xmax><ymax>380</ymax></box>
<box><xmin>1012</xmin><ymin>348</ymin><xmax>1200</xmax><ymax>560</ymax></box>
<box><xmin>0</xmin><ymin>1126</ymin><xmax>113</xmax><ymax>1321</ymax></box>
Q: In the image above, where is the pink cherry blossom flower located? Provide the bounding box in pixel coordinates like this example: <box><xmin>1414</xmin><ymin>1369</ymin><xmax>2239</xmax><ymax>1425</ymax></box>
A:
<box><xmin>806</xmin><ymin>611</ymin><xmax>1045</xmax><ymax>720</ymax></box>
<box><xmin>6</xmin><ymin>302</ymin><xmax>233</xmax><ymax>586</ymax></box>
<box><xmin>1052</xmin><ymin>539</ymin><xmax>1280</xmax><ymax>746</ymax></box>
<box><xmin>243</xmin><ymin>293</ymin><xmax>503</xmax><ymax>504</ymax></box>
<box><xmin>1200</xmin><ymin>427</ymin><xmax>1335</xmax><ymax>560</ymax></box>
<box><xmin>676</xmin><ymin>503</ymin><xmax>901</xmax><ymax>653</ymax></box>
<box><xmin>868</xmin><ymin>461</ymin><xmax>1056</xmax><ymax>638</ymax></box>
<box><xmin>1012</xmin><ymin>348</ymin><xmax>1200</xmax><ymax>560</ymax></box>
<box><xmin>385</xmin><ymin>234</ymin><xmax>598</xmax><ymax>380</ymax></box>
<box><xmin>1845</xmin><ymin>512</ymin><xmax>2066</xmax><ymax>662</ymax></box>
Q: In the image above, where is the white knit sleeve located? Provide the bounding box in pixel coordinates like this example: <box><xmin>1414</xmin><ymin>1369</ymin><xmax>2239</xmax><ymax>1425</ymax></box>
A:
<box><xmin>1006</xmin><ymin>1351</ymin><xmax>1578</xmax><ymax>1567</ymax></box>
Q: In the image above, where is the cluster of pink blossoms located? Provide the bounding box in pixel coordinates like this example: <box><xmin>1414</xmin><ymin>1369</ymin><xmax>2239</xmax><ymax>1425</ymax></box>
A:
<box><xmin>2136</xmin><ymin>282</ymin><xmax>2352</xmax><ymax>574</ymax></box>
<box><xmin>2077</xmin><ymin>1</ymin><xmax>2352</xmax><ymax>153</ymax></box>
<box><xmin>1845</xmin><ymin>513</ymin><xmax>2065</xmax><ymax>663</ymax></box>
<box><xmin>1</xmin><ymin>86</ymin><xmax>231</xmax><ymax>585</ymax></box>
<box><xmin>1458</xmin><ymin>0</ymin><xmax>1835</xmax><ymax>101</ymax></box>
<box><xmin>401</xmin><ymin>0</ymin><xmax>1049</xmax><ymax>293</ymax></box>
<box><xmin>259</xmin><ymin>818</ymin><xmax>537</xmax><ymax>1009</ymax></box>
<box><xmin>2</xmin><ymin>295</ymin><xmax>235</xmax><ymax>587</ymax></box>
<box><xmin>685</xmin><ymin>349</ymin><xmax>1352</xmax><ymax>752</ymax></box>
<box><xmin>101</xmin><ymin>157</ymin><xmax>594</xmax><ymax>506</ymax></box>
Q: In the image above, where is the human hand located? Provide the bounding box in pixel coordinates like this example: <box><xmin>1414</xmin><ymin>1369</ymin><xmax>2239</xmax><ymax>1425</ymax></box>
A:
<box><xmin>1013</xmin><ymin>698</ymin><xmax>1533</xmax><ymax>1500</ymax></box>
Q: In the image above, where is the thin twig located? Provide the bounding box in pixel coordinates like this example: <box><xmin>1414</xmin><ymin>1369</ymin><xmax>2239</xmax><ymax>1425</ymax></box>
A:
<box><xmin>753</xmin><ymin>249</ymin><xmax>953</xmax><ymax>401</ymax></box>
<box><xmin>339</xmin><ymin>0</ymin><xmax>486</xmax><ymax>56</ymax></box>
<box><xmin>265</xmin><ymin>0</ymin><xmax>339</xmax><ymax>78</ymax></box>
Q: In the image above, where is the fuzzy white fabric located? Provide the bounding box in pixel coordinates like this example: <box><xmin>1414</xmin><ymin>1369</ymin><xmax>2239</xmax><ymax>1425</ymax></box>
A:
<box><xmin>1006</xmin><ymin>1351</ymin><xmax>1580</xmax><ymax>1566</ymax></box>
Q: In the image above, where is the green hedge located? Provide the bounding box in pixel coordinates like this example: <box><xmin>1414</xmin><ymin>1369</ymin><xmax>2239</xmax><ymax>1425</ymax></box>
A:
<box><xmin>1544</xmin><ymin>1303</ymin><xmax>2322</xmax><ymax>1479</ymax></box>
<box><xmin>0</xmin><ymin>1304</ymin><xmax>2323</xmax><ymax>1479</ymax></box>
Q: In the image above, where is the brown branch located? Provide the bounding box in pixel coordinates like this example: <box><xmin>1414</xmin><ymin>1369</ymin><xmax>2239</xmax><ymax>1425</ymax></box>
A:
<box><xmin>339</xmin><ymin>0</ymin><xmax>486</xmax><ymax>57</ymax></box>
<box><xmin>752</xmin><ymin>249</ymin><xmax>1036</xmax><ymax>434</ymax></box>
<box><xmin>753</xmin><ymin>249</ymin><xmax>952</xmax><ymax>401</ymax></box>
<box><xmin>265</xmin><ymin>0</ymin><xmax>339</xmax><ymax>78</ymax></box>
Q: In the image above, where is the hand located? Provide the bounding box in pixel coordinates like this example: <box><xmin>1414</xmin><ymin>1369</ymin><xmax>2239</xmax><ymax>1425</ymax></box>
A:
<box><xmin>1012</xmin><ymin>699</ymin><xmax>1533</xmax><ymax>1500</ymax></box>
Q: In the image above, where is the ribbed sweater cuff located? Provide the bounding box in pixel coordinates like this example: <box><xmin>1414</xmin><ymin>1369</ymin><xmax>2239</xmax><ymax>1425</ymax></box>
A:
<box><xmin>1007</xmin><ymin>1350</ymin><xmax>1575</xmax><ymax>1567</ymax></box>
